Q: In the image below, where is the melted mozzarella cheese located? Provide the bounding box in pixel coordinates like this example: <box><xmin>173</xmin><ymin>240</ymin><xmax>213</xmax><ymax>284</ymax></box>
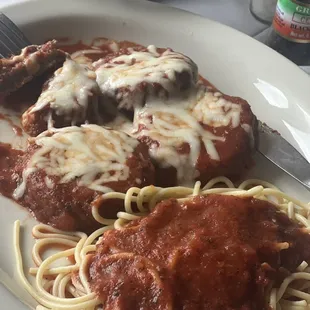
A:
<box><xmin>129</xmin><ymin>86</ymin><xmax>245</xmax><ymax>185</ymax></box>
<box><xmin>91</xmin><ymin>38</ymin><xmax>120</xmax><ymax>52</ymax></box>
<box><xmin>105</xmin><ymin>114</ymin><xmax>134</xmax><ymax>134</ymax></box>
<box><xmin>13</xmin><ymin>125</ymin><xmax>139</xmax><ymax>199</ymax></box>
<box><xmin>191</xmin><ymin>90</ymin><xmax>242</xmax><ymax>128</ymax></box>
<box><xmin>94</xmin><ymin>45</ymin><xmax>198</xmax><ymax>108</ymax></box>
<box><xmin>241</xmin><ymin>123</ymin><xmax>255</xmax><ymax>149</ymax></box>
<box><xmin>29</xmin><ymin>58</ymin><xmax>99</xmax><ymax>126</ymax></box>
<box><xmin>44</xmin><ymin>176</ymin><xmax>54</xmax><ymax>189</ymax></box>
<box><xmin>10</xmin><ymin>44</ymin><xmax>42</xmax><ymax>75</ymax></box>
<box><xmin>24</xmin><ymin>52</ymin><xmax>40</xmax><ymax>75</ymax></box>
<box><xmin>132</xmin><ymin>103</ymin><xmax>224</xmax><ymax>184</ymax></box>
<box><xmin>71</xmin><ymin>48</ymin><xmax>103</xmax><ymax>59</ymax></box>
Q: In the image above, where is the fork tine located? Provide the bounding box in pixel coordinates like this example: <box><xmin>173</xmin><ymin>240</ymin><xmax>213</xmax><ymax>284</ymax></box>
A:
<box><xmin>0</xmin><ymin>13</ymin><xmax>31</xmax><ymax>58</ymax></box>
<box><xmin>0</xmin><ymin>13</ymin><xmax>31</xmax><ymax>46</ymax></box>
<box><xmin>0</xmin><ymin>26</ymin><xmax>22</xmax><ymax>56</ymax></box>
<box><xmin>0</xmin><ymin>32</ymin><xmax>15</xmax><ymax>57</ymax></box>
<box><xmin>0</xmin><ymin>20</ymin><xmax>27</xmax><ymax>50</ymax></box>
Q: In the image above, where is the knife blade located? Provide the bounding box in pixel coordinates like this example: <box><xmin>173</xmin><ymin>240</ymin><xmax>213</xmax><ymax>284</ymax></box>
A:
<box><xmin>257</xmin><ymin>120</ymin><xmax>310</xmax><ymax>191</ymax></box>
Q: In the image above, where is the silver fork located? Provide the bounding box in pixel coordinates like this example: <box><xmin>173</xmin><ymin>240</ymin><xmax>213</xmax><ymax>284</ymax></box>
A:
<box><xmin>0</xmin><ymin>12</ymin><xmax>31</xmax><ymax>58</ymax></box>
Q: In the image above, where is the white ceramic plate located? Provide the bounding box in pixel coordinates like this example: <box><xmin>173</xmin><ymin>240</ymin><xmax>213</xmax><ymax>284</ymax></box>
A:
<box><xmin>0</xmin><ymin>0</ymin><xmax>310</xmax><ymax>308</ymax></box>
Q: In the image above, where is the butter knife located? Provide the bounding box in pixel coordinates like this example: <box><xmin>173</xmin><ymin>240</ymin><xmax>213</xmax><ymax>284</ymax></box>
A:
<box><xmin>258</xmin><ymin>120</ymin><xmax>310</xmax><ymax>191</ymax></box>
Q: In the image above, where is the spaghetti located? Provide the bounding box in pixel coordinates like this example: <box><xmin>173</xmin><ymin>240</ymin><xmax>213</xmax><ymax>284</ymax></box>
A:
<box><xmin>14</xmin><ymin>177</ymin><xmax>310</xmax><ymax>310</ymax></box>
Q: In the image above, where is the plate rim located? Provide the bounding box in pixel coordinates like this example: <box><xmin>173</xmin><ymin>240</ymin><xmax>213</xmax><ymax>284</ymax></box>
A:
<box><xmin>0</xmin><ymin>1</ymin><xmax>310</xmax><ymax>309</ymax></box>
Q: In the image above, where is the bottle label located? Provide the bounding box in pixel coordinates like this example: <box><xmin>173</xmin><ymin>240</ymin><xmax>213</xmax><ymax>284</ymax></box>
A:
<box><xmin>273</xmin><ymin>0</ymin><xmax>310</xmax><ymax>43</ymax></box>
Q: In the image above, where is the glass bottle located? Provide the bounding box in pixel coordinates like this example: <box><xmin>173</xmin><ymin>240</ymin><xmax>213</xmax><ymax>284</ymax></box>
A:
<box><xmin>266</xmin><ymin>0</ymin><xmax>310</xmax><ymax>65</ymax></box>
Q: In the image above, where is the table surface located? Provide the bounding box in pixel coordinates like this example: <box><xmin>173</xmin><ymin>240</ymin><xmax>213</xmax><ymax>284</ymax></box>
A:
<box><xmin>151</xmin><ymin>0</ymin><xmax>269</xmax><ymax>36</ymax></box>
<box><xmin>1</xmin><ymin>0</ymin><xmax>269</xmax><ymax>37</ymax></box>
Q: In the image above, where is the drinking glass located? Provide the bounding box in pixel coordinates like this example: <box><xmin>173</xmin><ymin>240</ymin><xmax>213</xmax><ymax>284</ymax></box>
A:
<box><xmin>250</xmin><ymin>0</ymin><xmax>278</xmax><ymax>24</ymax></box>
